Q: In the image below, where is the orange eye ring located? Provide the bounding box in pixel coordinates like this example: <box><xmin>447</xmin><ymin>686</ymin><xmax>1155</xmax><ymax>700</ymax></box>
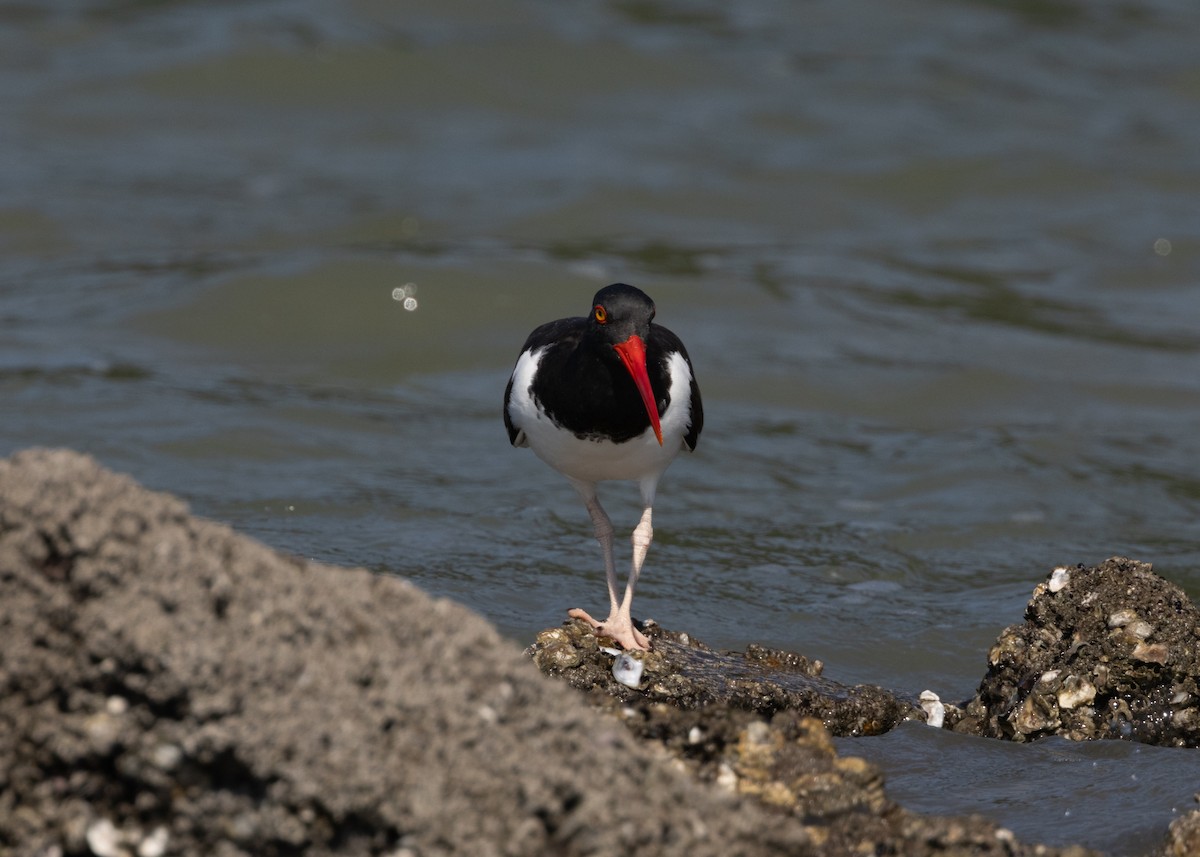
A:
<box><xmin>593</xmin><ymin>305</ymin><xmax>607</xmax><ymax>324</ymax></box>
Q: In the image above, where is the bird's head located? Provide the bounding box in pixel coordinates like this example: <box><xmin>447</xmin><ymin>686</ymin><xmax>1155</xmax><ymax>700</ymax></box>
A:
<box><xmin>589</xmin><ymin>283</ymin><xmax>663</xmax><ymax>446</ymax></box>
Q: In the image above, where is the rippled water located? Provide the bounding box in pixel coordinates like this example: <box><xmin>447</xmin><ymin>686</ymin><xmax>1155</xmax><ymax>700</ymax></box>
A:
<box><xmin>839</xmin><ymin>722</ymin><xmax>1200</xmax><ymax>855</ymax></box>
<box><xmin>3</xmin><ymin>2</ymin><xmax>1200</xmax><ymax>853</ymax></box>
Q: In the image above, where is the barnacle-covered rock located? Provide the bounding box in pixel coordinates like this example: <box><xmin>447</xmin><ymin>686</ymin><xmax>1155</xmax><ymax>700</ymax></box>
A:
<box><xmin>1159</xmin><ymin>796</ymin><xmax>1200</xmax><ymax>857</ymax></box>
<box><xmin>3</xmin><ymin>449</ymin><xmax>825</xmax><ymax>857</ymax></box>
<box><xmin>528</xmin><ymin>616</ymin><xmax>917</xmax><ymax>737</ymax></box>
<box><xmin>956</xmin><ymin>557</ymin><xmax>1200</xmax><ymax>747</ymax></box>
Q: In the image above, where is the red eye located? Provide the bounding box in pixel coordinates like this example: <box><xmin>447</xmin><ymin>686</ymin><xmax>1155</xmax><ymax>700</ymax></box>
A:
<box><xmin>593</xmin><ymin>305</ymin><xmax>607</xmax><ymax>324</ymax></box>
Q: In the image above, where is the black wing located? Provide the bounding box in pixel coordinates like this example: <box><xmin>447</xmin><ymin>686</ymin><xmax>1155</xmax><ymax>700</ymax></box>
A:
<box><xmin>503</xmin><ymin>317</ymin><xmax>584</xmax><ymax>447</ymax></box>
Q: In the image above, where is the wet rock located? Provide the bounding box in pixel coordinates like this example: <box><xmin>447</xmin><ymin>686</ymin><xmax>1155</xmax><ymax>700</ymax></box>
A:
<box><xmin>955</xmin><ymin>557</ymin><xmax>1200</xmax><ymax>746</ymax></box>
<box><xmin>530</xmin><ymin>624</ymin><xmax>1096</xmax><ymax>856</ymax></box>
<box><xmin>1158</xmin><ymin>796</ymin><xmax>1200</xmax><ymax>857</ymax></box>
<box><xmin>528</xmin><ymin>617</ymin><xmax>917</xmax><ymax>737</ymax></box>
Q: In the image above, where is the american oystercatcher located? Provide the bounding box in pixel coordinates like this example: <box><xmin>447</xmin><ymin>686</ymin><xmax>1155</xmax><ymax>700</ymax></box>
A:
<box><xmin>504</xmin><ymin>283</ymin><xmax>703</xmax><ymax>651</ymax></box>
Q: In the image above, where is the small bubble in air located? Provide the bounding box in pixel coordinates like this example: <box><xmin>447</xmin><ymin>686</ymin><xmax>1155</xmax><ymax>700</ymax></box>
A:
<box><xmin>392</xmin><ymin>282</ymin><xmax>419</xmax><ymax>310</ymax></box>
<box><xmin>1153</xmin><ymin>238</ymin><xmax>1172</xmax><ymax>256</ymax></box>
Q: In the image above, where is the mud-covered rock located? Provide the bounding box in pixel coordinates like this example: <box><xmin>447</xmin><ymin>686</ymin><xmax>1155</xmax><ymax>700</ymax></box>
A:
<box><xmin>529</xmin><ymin>617</ymin><xmax>917</xmax><ymax>736</ymax></box>
<box><xmin>954</xmin><ymin>557</ymin><xmax>1200</xmax><ymax>746</ymax></box>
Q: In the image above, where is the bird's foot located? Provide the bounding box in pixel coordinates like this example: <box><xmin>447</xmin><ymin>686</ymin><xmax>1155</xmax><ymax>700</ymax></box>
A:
<box><xmin>567</xmin><ymin>607</ymin><xmax>650</xmax><ymax>651</ymax></box>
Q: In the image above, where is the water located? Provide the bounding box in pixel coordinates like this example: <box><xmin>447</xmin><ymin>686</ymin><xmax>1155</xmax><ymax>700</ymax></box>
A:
<box><xmin>3</xmin><ymin>2</ymin><xmax>1199</xmax><ymax>853</ymax></box>
<box><xmin>838</xmin><ymin>722</ymin><xmax>1200</xmax><ymax>855</ymax></box>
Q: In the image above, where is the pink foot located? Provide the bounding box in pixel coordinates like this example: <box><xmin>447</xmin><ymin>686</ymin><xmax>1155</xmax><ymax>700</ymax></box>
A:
<box><xmin>568</xmin><ymin>607</ymin><xmax>650</xmax><ymax>651</ymax></box>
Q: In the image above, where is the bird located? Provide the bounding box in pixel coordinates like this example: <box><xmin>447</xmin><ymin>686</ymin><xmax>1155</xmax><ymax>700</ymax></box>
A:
<box><xmin>503</xmin><ymin>283</ymin><xmax>703</xmax><ymax>651</ymax></box>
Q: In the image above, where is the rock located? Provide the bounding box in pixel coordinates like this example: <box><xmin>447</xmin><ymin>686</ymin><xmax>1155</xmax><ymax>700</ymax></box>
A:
<box><xmin>954</xmin><ymin>557</ymin><xmax>1200</xmax><ymax>746</ymax></box>
<box><xmin>528</xmin><ymin>618</ymin><xmax>917</xmax><ymax>736</ymax></box>
<box><xmin>0</xmin><ymin>449</ymin><xmax>806</xmax><ymax>856</ymax></box>
<box><xmin>527</xmin><ymin>611</ymin><xmax>1101</xmax><ymax>855</ymax></box>
<box><xmin>1158</xmin><ymin>797</ymin><xmax>1200</xmax><ymax>857</ymax></box>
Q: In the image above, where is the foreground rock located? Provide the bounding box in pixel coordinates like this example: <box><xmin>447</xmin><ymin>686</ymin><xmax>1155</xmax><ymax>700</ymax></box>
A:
<box><xmin>1</xmin><ymin>448</ymin><xmax>1093</xmax><ymax>856</ymax></box>
<box><xmin>0</xmin><ymin>449</ymin><xmax>807</xmax><ymax>856</ymax></box>
<box><xmin>951</xmin><ymin>557</ymin><xmax>1200</xmax><ymax>747</ymax></box>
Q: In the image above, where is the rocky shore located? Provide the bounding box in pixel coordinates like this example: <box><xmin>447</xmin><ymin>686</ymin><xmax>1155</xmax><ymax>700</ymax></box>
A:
<box><xmin>2</xmin><ymin>448</ymin><xmax>1197</xmax><ymax>855</ymax></box>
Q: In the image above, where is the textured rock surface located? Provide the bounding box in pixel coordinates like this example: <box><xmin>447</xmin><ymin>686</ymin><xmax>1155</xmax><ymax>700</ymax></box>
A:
<box><xmin>527</xmin><ymin>622</ymin><xmax>1098</xmax><ymax>857</ymax></box>
<box><xmin>528</xmin><ymin>618</ymin><xmax>918</xmax><ymax>736</ymax></box>
<box><xmin>952</xmin><ymin>557</ymin><xmax>1200</xmax><ymax>746</ymax></box>
<box><xmin>0</xmin><ymin>449</ymin><xmax>808</xmax><ymax>856</ymax></box>
<box><xmin>0</xmin><ymin>448</ymin><xmax>1097</xmax><ymax>856</ymax></box>
<box><xmin>1157</xmin><ymin>802</ymin><xmax>1200</xmax><ymax>857</ymax></box>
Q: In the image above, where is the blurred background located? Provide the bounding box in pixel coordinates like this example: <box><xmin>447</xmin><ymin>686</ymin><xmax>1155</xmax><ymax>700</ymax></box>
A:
<box><xmin>2</xmin><ymin>1</ymin><xmax>1199</xmax><ymax>852</ymax></box>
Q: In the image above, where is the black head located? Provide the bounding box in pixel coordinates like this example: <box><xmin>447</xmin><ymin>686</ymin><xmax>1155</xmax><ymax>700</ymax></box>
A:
<box><xmin>586</xmin><ymin>283</ymin><xmax>664</xmax><ymax>445</ymax></box>
<box><xmin>588</xmin><ymin>283</ymin><xmax>656</xmax><ymax>343</ymax></box>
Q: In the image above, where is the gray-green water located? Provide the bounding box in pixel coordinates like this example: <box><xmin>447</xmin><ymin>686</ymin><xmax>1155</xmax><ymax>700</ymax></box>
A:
<box><xmin>3</xmin><ymin>2</ymin><xmax>1200</xmax><ymax>853</ymax></box>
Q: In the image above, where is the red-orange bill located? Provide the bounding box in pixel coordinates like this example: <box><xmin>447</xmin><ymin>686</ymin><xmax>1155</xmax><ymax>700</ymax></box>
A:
<box><xmin>613</xmin><ymin>335</ymin><xmax>663</xmax><ymax>445</ymax></box>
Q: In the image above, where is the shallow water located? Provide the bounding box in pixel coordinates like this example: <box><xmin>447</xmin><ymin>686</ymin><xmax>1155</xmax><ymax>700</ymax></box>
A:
<box><xmin>838</xmin><ymin>722</ymin><xmax>1200</xmax><ymax>855</ymax></box>
<box><xmin>3</xmin><ymin>1</ymin><xmax>1200</xmax><ymax>853</ymax></box>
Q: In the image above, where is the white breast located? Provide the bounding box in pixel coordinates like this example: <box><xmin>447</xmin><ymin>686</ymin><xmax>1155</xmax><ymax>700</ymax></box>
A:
<box><xmin>507</xmin><ymin>348</ymin><xmax>695</xmax><ymax>485</ymax></box>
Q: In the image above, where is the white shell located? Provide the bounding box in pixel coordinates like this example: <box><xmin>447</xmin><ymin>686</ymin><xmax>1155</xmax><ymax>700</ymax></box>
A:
<box><xmin>1057</xmin><ymin>680</ymin><xmax>1097</xmax><ymax>710</ymax></box>
<box><xmin>1130</xmin><ymin>620</ymin><xmax>1154</xmax><ymax>639</ymax></box>
<box><xmin>612</xmin><ymin>652</ymin><xmax>645</xmax><ymax>688</ymax></box>
<box><xmin>86</xmin><ymin>820</ymin><xmax>122</xmax><ymax>857</ymax></box>
<box><xmin>1108</xmin><ymin>609</ymin><xmax>1139</xmax><ymax>628</ymax></box>
<box><xmin>1048</xmin><ymin>567</ymin><xmax>1070</xmax><ymax>593</ymax></box>
<box><xmin>139</xmin><ymin>827</ymin><xmax>170</xmax><ymax>857</ymax></box>
<box><xmin>919</xmin><ymin>690</ymin><xmax>945</xmax><ymax>729</ymax></box>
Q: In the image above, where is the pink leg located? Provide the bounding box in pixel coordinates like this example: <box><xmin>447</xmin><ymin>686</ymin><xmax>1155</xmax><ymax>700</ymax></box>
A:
<box><xmin>566</xmin><ymin>481</ymin><xmax>651</xmax><ymax>651</ymax></box>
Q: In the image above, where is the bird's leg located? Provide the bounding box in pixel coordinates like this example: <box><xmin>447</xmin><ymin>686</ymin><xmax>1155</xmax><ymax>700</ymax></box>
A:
<box><xmin>566</xmin><ymin>481</ymin><xmax>650</xmax><ymax>651</ymax></box>
<box><xmin>610</xmin><ymin>504</ymin><xmax>653</xmax><ymax>649</ymax></box>
<box><xmin>609</xmin><ymin>477</ymin><xmax>660</xmax><ymax>650</ymax></box>
<box><xmin>585</xmin><ymin>488</ymin><xmax>621</xmax><ymax>619</ymax></box>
